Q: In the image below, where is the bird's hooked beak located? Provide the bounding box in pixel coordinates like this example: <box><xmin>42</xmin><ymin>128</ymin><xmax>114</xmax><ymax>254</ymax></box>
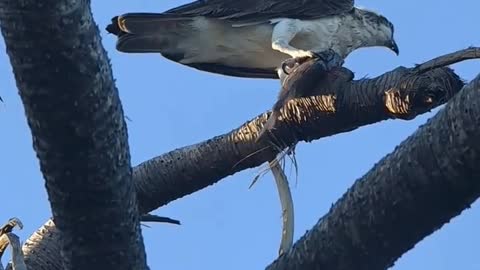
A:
<box><xmin>388</xmin><ymin>40</ymin><xmax>400</xmax><ymax>55</ymax></box>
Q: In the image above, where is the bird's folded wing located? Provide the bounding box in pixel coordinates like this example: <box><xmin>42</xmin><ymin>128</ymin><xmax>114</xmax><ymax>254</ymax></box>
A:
<box><xmin>164</xmin><ymin>0</ymin><xmax>355</xmax><ymax>24</ymax></box>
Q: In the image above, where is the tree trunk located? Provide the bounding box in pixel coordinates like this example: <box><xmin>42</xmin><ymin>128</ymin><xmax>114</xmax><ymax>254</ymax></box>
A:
<box><xmin>0</xmin><ymin>0</ymin><xmax>148</xmax><ymax>269</ymax></box>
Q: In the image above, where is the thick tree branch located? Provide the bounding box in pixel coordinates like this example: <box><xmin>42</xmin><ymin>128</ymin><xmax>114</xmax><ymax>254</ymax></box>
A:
<box><xmin>133</xmin><ymin>62</ymin><xmax>464</xmax><ymax>213</ymax></box>
<box><xmin>17</xmin><ymin>47</ymin><xmax>472</xmax><ymax>269</ymax></box>
<box><xmin>0</xmin><ymin>0</ymin><xmax>148</xmax><ymax>269</ymax></box>
<box><xmin>266</xmin><ymin>72</ymin><xmax>480</xmax><ymax>270</ymax></box>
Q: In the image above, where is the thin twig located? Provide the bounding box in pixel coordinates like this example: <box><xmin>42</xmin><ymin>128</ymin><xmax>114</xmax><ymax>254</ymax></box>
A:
<box><xmin>140</xmin><ymin>214</ymin><xmax>181</xmax><ymax>225</ymax></box>
<box><xmin>0</xmin><ymin>218</ymin><xmax>23</xmax><ymax>258</ymax></box>
<box><xmin>414</xmin><ymin>47</ymin><xmax>480</xmax><ymax>74</ymax></box>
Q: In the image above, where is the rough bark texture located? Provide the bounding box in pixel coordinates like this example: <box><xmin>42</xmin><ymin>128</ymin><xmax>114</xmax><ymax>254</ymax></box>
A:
<box><xmin>0</xmin><ymin>0</ymin><xmax>148</xmax><ymax>269</ymax></box>
<box><xmin>7</xmin><ymin>220</ymin><xmax>62</xmax><ymax>270</ymax></box>
<box><xmin>134</xmin><ymin>66</ymin><xmax>463</xmax><ymax>213</ymax></box>
<box><xmin>266</xmin><ymin>74</ymin><xmax>480</xmax><ymax>270</ymax></box>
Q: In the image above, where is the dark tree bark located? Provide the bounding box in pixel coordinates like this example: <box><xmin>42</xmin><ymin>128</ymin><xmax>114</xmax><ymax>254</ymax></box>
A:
<box><xmin>134</xmin><ymin>65</ymin><xmax>464</xmax><ymax>213</ymax></box>
<box><xmin>0</xmin><ymin>0</ymin><xmax>148</xmax><ymax>269</ymax></box>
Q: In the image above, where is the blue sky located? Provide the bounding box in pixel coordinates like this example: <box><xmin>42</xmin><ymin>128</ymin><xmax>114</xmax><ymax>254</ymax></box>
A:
<box><xmin>1</xmin><ymin>1</ymin><xmax>479</xmax><ymax>269</ymax></box>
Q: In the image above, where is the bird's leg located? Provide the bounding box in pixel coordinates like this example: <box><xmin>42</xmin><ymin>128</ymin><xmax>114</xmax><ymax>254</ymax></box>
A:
<box><xmin>271</xmin><ymin>19</ymin><xmax>315</xmax><ymax>59</ymax></box>
<box><xmin>277</xmin><ymin>57</ymin><xmax>300</xmax><ymax>81</ymax></box>
<box><xmin>281</xmin><ymin>49</ymin><xmax>345</xmax><ymax>76</ymax></box>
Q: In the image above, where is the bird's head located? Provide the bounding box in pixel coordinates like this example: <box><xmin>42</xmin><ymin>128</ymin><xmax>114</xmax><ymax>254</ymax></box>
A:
<box><xmin>355</xmin><ymin>8</ymin><xmax>399</xmax><ymax>55</ymax></box>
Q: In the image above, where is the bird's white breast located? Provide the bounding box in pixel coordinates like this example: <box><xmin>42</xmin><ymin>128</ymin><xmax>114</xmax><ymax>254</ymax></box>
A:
<box><xmin>278</xmin><ymin>17</ymin><xmax>344</xmax><ymax>55</ymax></box>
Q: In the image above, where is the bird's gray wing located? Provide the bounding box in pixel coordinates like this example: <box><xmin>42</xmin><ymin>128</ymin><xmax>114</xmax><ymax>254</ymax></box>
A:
<box><xmin>165</xmin><ymin>0</ymin><xmax>355</xmax><ymax>24</ymax></box>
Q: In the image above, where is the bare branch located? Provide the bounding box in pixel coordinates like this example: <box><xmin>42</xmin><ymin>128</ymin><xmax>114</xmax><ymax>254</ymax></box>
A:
<box><xmin>414</xmin><ymin>47</ymin><xmax>480</xmax><ymax>74</ymax></box>
<box><xmin>0</xmin><ymin>218</ymin><xmax>23</xmax><ymax>262</ymax></box>
<box><xmin>141</xmin><ymin>214</ymin><xmax>181</xmax><ymax>225</ymax></box>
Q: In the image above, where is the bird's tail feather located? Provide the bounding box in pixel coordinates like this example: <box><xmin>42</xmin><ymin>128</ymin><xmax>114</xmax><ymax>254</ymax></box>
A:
<box><xmin>113</xmin><ymin>13</ymin><xmax>193</xmax><ymax>35</ymax></box>
<box><xmin>106</xmin><ymin>13</ymin><xmax>193</xmax><ymax>54</ymax></box>
<box><xmin>116</xmin><ymin>34</ymin><xmax>168</xmax><ymax>53</ymax></box>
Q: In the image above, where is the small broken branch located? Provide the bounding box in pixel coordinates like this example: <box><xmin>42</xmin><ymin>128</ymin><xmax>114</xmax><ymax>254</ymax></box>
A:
<box><xmin>0</xmin><ymin>218</ymin><xmax>26</xmax><ymax>270</ymax></box>
<box><xmin>0</xmin><ymin>218</ymin><xmax>23</xmax><ymax>236</ymax></box>
<box><xmin>141</xmin><ymin>214</ymin><xmax>181</xmax><ymax>225</ymax></box>
<box><xmin>0</xmin><ymin>218</ymin><xmax>23</xmax><ymax>258</ymax></box>
<box><xmin>414</xmin><ymin>47</ymin><xmax>480</xmax><ymax>74</ymax></box>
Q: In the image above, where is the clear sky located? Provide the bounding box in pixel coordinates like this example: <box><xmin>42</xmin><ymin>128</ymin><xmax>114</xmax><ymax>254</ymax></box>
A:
<box><xmin>1</xmin><ymin>1</ymin><xmax>479</xmax><ymax>269</ymax></box>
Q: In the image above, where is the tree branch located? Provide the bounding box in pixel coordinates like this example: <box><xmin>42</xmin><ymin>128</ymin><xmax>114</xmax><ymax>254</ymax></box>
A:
<box><xmin>16</xmin><ymin>47</ymin><xmax>473</xmax><ymax>269</ymax></box>
<box><xmin>133</xmin><ymin>61</ymin><xmax>464</xmax><ymax>213</ymax></box>
<box><xmin>414</xmin><ymin>47</ymin><xmax>480</xmax><ymax>74</ymax></box>
<box><xmin>0</xmin><ymin>0</ymin><xmax>148</xmax><ymax>269</ymax></box>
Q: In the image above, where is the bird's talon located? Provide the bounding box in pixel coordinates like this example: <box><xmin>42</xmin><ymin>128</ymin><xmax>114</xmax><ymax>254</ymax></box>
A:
<box><xmin>281</xmin><ymin>58</ymin><xmax>301</xmax><ymax>75</ymax></box>
<box><xmin>281</xmin><ymin>61</ymin><xmax>291</xmax><ymax>75</ymax></box>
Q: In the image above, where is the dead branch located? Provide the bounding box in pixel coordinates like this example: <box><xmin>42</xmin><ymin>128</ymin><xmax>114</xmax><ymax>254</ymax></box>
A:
<box><xmin>414</xmin><ymin>47</ymin><xmax>480</xmax><ymax>74</ymax></box>
<box><xmin>0</xmin><ymin>218</ymin><xmax>23</xmax><ymax>259</ymax></box>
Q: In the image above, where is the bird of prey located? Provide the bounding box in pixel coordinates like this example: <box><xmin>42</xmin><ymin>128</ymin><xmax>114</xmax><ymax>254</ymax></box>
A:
<box><xmin>106</xmin><ymin>0</ymin><xmax>399</xmax><ymax>79</ymax></box>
